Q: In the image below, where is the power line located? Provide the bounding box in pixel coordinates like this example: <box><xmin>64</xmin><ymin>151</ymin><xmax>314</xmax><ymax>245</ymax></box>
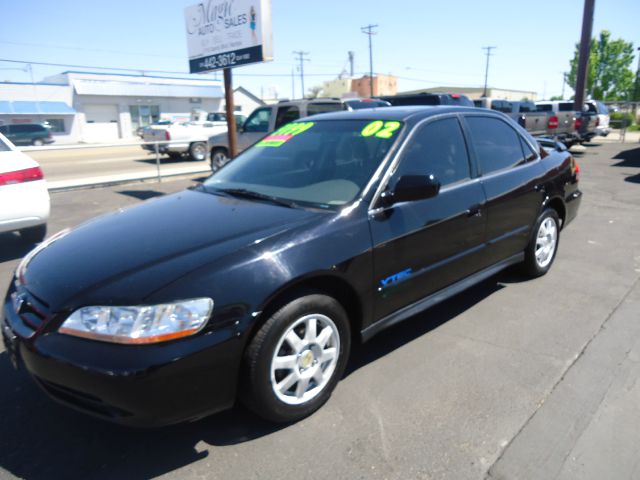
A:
<box><xmin>482</xmin><ymin>46</ymin><xmax>496</xmax><ymax>97</ymax></box>
<box><xmin>0</xmin><ymin>58</ymin><xmax>343</xmax><ymax>78</ymax></box>
<box><xmin>292</xmin><ymin>51</ymin><xmax>310</xmax><ymax>97</ymax></box>
<box><xmin>361</xmin><ymin>24</ymin><xmax>378</xmax><ymax>96</ymax></box>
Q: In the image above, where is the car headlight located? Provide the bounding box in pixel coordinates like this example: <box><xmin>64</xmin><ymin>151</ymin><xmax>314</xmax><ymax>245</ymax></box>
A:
<box><xmin>59</xmin><ymin>298</ymin><xmax>213</xmax><ymax>344</ymax></box>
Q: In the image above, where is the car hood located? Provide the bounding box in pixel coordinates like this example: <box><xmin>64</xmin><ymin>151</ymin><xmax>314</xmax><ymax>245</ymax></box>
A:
<box><xmin>18</xmin><ymin>189</ymin><xmax>324</xmax><ymax>311</ymax></box>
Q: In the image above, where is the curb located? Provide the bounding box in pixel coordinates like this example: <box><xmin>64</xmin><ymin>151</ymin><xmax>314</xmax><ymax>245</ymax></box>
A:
<box><xmin>48</xmin><ymin>168</ymin><xmax>211</xmax><ymax>193</ymax></box>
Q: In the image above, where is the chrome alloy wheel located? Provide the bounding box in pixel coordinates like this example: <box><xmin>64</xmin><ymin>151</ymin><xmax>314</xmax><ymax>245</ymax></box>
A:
<box><xmin>211</xmin><ymin>151</ymin><xmax>229</xmax><ymax>170</ymax></box>
<box><xmin>535</xmin><ymin>217</ymin><xmax>558</xmax><ymax>268</ymax></box>
<box><xmin>190</xmin><ymin>143</ymin><xmax>207</xmax><ymax>161</ymax></box>
<box><xmin>270</xmin><ymin>314</ymin><xmax>340</xmax><ymax>405</ymax></box>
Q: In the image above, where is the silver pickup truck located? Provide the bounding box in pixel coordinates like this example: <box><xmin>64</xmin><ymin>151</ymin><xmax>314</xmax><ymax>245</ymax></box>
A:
<box><xmin>535</xmin><ymin>101</ymin><xmax>583</xmax><ymax>146</ymax></box>
<box><xmin>477</xmin><ymin>99</ymin><xmax>551</xmax><ymax>136</ymax></box>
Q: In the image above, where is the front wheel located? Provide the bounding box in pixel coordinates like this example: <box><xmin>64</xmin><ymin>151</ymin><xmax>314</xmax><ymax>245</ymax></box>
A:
<box><xmin>523</xmin><ymin>209</ymin><xmax>560</xmax><ymax>277</ymax></box>
<box><xmin>240</xmin><ymin>293</ymin><xmax>351</xmax><ymax>423</ymax></box>
<box><xmin>210</xmin><ymin>148</ymin><xmax>230</xmax><ymax>172</ymax></box>
<box><xmin>188</xmin><ymin>142</ymin><xmax>207</xmax><ymax>161</ymax></box>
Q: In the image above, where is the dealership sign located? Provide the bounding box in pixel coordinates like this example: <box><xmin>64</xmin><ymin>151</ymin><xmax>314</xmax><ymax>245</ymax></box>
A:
<box><xmin>185</xmin><ymin>0</ymin><xmax>273</xmax><ymax>73</ymax></box>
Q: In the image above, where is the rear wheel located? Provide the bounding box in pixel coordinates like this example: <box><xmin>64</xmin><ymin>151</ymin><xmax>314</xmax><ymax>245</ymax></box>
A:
<box><xmin>19</xmin><ymin>224</ymin><xmax>47</xmax><ymax>244</ymax></box>
<box><xmin>523</xmin><ymin>209</ymin><xmax>559</xmax><ymax>277</ymax></box>
<box><xmin>210</xmin><ymin>148</ymin><xmax>230</xmax><ymax>172</ymax></box>
<box><xmin>32</xmin><ymin>138</ymin><xmax>44</xmax><ymax>146</ymax></box>
<box><xmin>240</xmin><ymin>293</ymin><xmax>351</xmax><ymax>423</ymax></box>
<box><xmin>188</xmin><ymin>142</ymin><xmax>207</xmax><ymax>161</ymax></box>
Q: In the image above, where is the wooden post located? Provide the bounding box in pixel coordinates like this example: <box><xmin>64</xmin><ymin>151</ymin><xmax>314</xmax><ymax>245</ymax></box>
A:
<box><xmin>223</xmin><ymin>68</ymin><xmax>238</xmax><ymax>158</ymax></box>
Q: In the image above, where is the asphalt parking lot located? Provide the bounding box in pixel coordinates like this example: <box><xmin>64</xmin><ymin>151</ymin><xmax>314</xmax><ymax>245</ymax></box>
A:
<box><xmin>1</xmin><ymin>139</ymin><xmax>639</xmax><ymax>480</ymax></box>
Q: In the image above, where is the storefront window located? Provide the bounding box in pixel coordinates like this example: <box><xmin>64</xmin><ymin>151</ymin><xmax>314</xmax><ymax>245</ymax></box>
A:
<box><xmin>129</xmin><ymin>105</ymin><xmax>160</xmax><ymax>133</ymax></box>
<box><xmin>45</xmin><ymin>119</ymin><xmax>65</xmax><ymax>133</ymax></box>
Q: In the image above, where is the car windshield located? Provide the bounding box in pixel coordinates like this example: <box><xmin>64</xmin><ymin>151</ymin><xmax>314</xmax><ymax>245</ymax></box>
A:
<box><xmin>204</xmin><ymin>119</ymin><xmax>403</xmax><ymax>208</ymax></box>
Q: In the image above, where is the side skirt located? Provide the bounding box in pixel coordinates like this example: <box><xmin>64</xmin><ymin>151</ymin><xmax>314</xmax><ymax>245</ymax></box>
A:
<box><xmin>361</xmin><ymin>252</ymin><xmax>524</xmax><ymax>342</ymax></box>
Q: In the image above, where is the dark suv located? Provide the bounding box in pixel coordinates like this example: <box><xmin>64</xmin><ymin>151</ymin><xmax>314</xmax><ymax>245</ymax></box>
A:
<box><xmin>0</xmin><ymin>123</ymin><xmax>54</xmax><ymax>146</ymax></box>
<box><xmin>3</xmin><ymin>107</ymin><xmax>581</xmax><ymax>426</ymax></box>
<box><xmin>379</xmin><ymin>93</ymin><xmax>474</xmax><ymax>107</ymax></box>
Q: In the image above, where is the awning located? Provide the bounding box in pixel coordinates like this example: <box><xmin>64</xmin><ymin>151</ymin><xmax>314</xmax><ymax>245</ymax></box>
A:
<box><xmin>0</xmin><ymin>101</ymin><xmax>76</xmax><ymax>115</ymax></box>
<box><xmin>72</xmin><ymin>79</ymin><xmax>223</xmax><ymax>98</ymax></box>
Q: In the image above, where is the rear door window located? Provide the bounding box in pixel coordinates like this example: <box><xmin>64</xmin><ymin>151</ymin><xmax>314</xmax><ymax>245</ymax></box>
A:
<box><xmin>464</xmin><ymin>116</ymin><xmax>529</xmax><ymax>175</ymax></box>
<box><xmin>274</xmin><ymin>106</ymin><xmax>300</xmax><ymax>129</ymax></box>
<box><xmin>559</xmin><ymin>103</ymin><xmax>575</xmax><ymax>112</ymax></box>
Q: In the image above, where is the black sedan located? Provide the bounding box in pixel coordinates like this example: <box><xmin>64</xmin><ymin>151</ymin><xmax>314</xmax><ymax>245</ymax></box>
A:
<box><xmin>2</xmin><ymin>107</ymin><xmax>581</xmax><ymax>426</ymax></box>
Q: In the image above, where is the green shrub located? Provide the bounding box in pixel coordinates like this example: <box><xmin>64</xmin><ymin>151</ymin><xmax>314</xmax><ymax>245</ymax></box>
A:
<box><xmin>609</xmin><ymin>111</ymin><xmax>635</xmax><ymax>128</ymax></box>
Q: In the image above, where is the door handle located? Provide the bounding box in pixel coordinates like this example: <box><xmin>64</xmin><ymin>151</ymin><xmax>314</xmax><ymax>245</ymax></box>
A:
<box><xmin>466</xmin><ymin>205</ymin><xmax>482</xmax><ymax>217</ymax></box>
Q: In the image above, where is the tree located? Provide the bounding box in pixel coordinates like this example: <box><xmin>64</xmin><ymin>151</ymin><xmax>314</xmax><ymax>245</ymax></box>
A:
<box><xmin>549</xmin><ymin>95</ymin><xmax>564</xmax><ymax>101</ymax></box>
<box><xmin>306</xmin><ymin>85</ymin><xmax>323</xmax><ymax>99</ymax></box>
<box><xmin>567</xmin><ymin>30</ymin><xmax>635</xmax><ymax>101</ymax></box>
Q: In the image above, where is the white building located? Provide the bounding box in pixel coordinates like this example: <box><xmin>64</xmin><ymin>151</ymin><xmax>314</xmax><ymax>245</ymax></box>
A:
<box><xmin>0</xmin><ymin>71</ymin><xmax>226</xmax><ymax>143</ymax></box>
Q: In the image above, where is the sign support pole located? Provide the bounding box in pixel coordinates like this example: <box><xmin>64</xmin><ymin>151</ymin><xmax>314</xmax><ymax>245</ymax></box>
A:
<box><xmin>223</xmin><ymin>68</ymin><xmax>238</xmax><ymax>159</ymax></box>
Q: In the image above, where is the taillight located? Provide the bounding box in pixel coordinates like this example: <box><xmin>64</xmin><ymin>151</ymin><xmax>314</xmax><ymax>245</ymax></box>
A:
<box><xmin>574</xmin><ymin>117</ymin><xmax>582</xmax><ymax>130</ymax></box>
<box><xmin>0</xmin><ymin>167</ymin><xmax>44</xmax><ymax>186</ymax></box>
<box><xmin>571</xmin><ymin>157</ymin><xmax>580</xmax><ymax>179</ymax></box>
<box><xmin>548</xmin><ymin>115</ymin><xmax>558</xmax><ymax>129</ymax></box>
<box><xmin>165</xmin><ymin>130</ymin><xmax>171</xmax><ymax>141</ymax></box>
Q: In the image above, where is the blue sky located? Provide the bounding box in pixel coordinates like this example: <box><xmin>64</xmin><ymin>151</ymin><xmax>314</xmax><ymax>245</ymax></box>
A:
<box><xmin>1</xmin><ymin>0</ymin><xmax>638</xmax><ymax>100</ymax></box>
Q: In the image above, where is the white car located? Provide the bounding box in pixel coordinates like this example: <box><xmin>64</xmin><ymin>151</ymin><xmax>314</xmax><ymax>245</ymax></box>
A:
<box><xmin>0</xmin><ymin>131</ymin><xmax>50</xmax><ymax>243</ymax></box>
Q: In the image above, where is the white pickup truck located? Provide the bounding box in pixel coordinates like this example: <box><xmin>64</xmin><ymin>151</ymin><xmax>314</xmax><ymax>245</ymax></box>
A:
<box><xmin>141</xmin><ymin>113</ymin><xmax>230</xmax><ymax>161</ymax></box>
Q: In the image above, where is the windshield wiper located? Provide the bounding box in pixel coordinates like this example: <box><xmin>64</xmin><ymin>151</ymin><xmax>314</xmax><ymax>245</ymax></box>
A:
<box><xmin>213</xmin><ymin>188</ymin><xmax>299</xmax><ymax>208</ymax></box>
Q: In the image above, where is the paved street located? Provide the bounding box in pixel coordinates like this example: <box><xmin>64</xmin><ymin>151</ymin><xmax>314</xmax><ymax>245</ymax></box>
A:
<box><xmin>0</xmin><ymin>139</ymin><xmax>639</xmax><ymax>479</ymax></box>
<box><xmin>25</xmin><ymin>144</ymin><xmax>211</xmax><ymax>189</ymax></box>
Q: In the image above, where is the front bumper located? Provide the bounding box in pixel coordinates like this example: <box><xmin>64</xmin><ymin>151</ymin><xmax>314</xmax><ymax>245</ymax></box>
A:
<box><xmin>3</xmin><ymin>286</ymin><xmax>244</xmax><ymax>427</ymax></box>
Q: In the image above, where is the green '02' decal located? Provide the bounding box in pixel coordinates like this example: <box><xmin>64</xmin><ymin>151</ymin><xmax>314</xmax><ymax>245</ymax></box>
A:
<box><xmin>361</xmin><ymin>120</ymin><xmax>401</xmax><ymax>139</ymax></box>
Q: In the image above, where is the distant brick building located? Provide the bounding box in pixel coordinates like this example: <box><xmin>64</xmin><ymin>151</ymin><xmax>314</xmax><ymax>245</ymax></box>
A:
<box><xmin>322</xmin><ymin>75</ymin><xmax>398</xmax><ymax>98</ymax></box>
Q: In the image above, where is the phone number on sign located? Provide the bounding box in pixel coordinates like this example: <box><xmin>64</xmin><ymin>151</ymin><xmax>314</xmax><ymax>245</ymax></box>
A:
<box><xmin>200</xmin><ymin>52</ymin><xmax>251</xmax><ymax>70</ymax></box>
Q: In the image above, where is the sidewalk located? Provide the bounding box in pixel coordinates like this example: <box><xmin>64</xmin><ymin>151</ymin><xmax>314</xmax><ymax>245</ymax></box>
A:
<box><xmin>596</xmin><ymin>128</ymin><xmax>640</xmax><ymax>144</ymax></box>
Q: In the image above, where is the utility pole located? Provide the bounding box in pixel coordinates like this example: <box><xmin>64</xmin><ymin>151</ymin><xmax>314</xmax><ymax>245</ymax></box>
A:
<box><xmin>292</xmin><ymin>51</ymin><xmax>309</xmax><ymax>98</ymax></box>
<box><xmin>482</xmin><ymin>46</ymin><xmax>496</xmax><ymax>97</ymax></box>
<box><xmin>291</xmin><ymin>67</ymin><xmax>295</xmax><ymax>99</ymax></box>
<box><xmin>574</xmin><ymin>0</ymin><xmax>595</xmax><ymax>111</ymax></box>
<box><xmin>361</xmin><ymin>24</ymin><xmax>378</xmax><ymax>97</ymax></box>
<box><xmin>348</xmin><ymin>51</ymin><xmax>355</xmax><ymax>77</ymax></box>
<box><xmin>633</xmin><ymin>46</ymin><xmax>640</xmax><ymax>102</ymax></box>
<box><xmin>561</xmin><ymin>72</ymin><xmax>567</xmax><ymax>99</ymax></box>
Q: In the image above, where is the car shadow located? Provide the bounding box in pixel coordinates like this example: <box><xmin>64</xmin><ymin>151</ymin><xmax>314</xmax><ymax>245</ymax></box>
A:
<box><xmin>625</xmin><ymin>173</ymin><xmax>640</xmax><ymax>184</ymax></box>
<box><xmin>135</xmin><ymin>156</ymin><xmax>191</xmax><ymax>166</ymax></box>
<box><xmin>612</xmin><ymin>146</ymin><xmax>640</xmax><ymax>168</ymax></box>
<box><xmin>117</xmin><ymin>190</ymin><xmax>166</xmax><ymax>201</ymax></box>
<box><xmin>0</xmin><ymin>232</ymin><xmax>35</xmax><ymax>263</ymax></box>
<box><xmin>0</xmin><ymin>274</ymin><xmax>508</xmax><ymax>479</ymax></box>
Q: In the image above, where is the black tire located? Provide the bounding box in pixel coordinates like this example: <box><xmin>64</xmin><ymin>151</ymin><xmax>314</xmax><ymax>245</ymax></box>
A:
<box><xmin>32</xmin><ymin>138</ymin><xmax>44</xmax><ymax>146</ymax></box>
<box><xmin>210</xmin><ymin>148</ymin><xmax>230</xmax><ymax>172</ymax></box>
<box><xmin>240</xmin><ymin>293</ymin><xmax>351</xmax><ymax>423</ymax></box>
<box><xmin>19</xmin><ymin>224</ymin><xmax>47</xmax><ymax>244</ymax></box>
<box><xmin>188</xmin><ymin>142</ymin><xmax>207</xmax><ymax>161</ymax></box>
<box><xmin>523</xmin><ymin>208</ymin><xmax>560</xmax><ymax>278</ymax></box>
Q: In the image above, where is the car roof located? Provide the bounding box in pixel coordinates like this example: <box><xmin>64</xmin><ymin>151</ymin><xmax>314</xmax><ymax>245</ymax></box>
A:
<box><xmin>305</xmin><ymin>105</ymin><xmax>486</xmax><ymax>123</ymax></box>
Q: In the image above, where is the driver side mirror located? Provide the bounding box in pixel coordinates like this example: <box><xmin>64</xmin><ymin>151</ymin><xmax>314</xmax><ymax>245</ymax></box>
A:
<box><xmin>381</xmin><ymin>174</ymin><xmax>441</xmax><ymax>206</ymax></box>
